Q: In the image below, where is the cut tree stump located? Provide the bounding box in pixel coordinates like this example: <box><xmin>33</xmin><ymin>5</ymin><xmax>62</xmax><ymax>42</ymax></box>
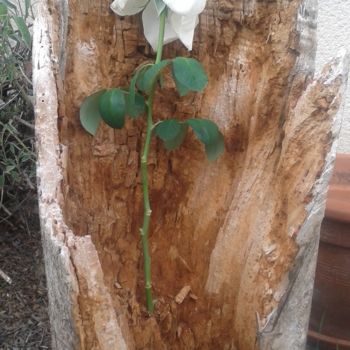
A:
<box><xmin>33</xmin><ymin>1</ymin><xmax>349</xmax><ymax>349</ymax></box>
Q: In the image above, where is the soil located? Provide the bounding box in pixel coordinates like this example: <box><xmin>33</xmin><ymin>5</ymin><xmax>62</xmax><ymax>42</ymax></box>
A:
<box><xmin>0</xmin><ymin>203</ymin><xmax>51</xmax><ymax>349</ymax></box>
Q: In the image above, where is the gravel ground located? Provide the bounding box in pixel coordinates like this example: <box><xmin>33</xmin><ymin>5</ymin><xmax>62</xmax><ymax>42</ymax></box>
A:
<box><xmin>0</xmin><ymin>207</ymin><xmax>50</xmax><ymax>349</ymax></box>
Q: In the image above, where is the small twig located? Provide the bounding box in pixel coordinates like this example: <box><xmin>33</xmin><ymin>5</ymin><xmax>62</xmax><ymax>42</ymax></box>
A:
<box><xmin>13</xmin><ymin>81</ymin><xmax>34</xmax><ymax>107</ymax></box>
<box><xmin>22</xmin><ymin>171</ymin><xmax>36</xmax><ymax>190</ymax></box>
<box><xmin>3</xmin><ymin>122</ymin><xmax>34</xmax><ymax>154</ymax></box>
<box><xmin>0</xmin><ymin>193</ymin><xmax>32</xmax><ymax>224</ymax></box>
<box><xmin>0</xmin><ymin>187</ymin><xmax>4</xmax><ymax>206</ymax></box>
<box><xmin>0</xmin><ymin>268</ymin><xmax>12</xmax><ymax>284</ymax></box>
<box><xmin>0</xmin><ymin>203</ymin><xmax>12</xmax><ymax>216</ymax></box>
<box><xmin>18</xmin><ymin>64</ymin><xmax>33</xmax><ymax>86</ymax></box>
<box><xmin>0</xmin><ymin>215</ymin><xmax>17</xmax><ymax>229</ymax></box>
<box><xmin>175</xmin><ymin>285</ymin><xmax>191</xmax><ymax>304</ymax></box>
<box><xmin>19</xmin><ymin>65</ymin><xmax>33</xmax><ymax>86</ymax></box>
<box><xmin>22</xmin><ymin>211</ymin><xmax>32</xmax><ymax>235</ymax></box>
<box><xmin>39</xmin><ymin>328</ymin><xmax>45</xmax><ymax>346</ymax></box>
<box><xmin>13</xmin><ymin>115</ymin><xmax>35</xmax><ymax>130</ymax></box>
<box><xmin>0</xmin><ymin>92</ymin><xmax>20</xmax><ymax>111</ymax></box>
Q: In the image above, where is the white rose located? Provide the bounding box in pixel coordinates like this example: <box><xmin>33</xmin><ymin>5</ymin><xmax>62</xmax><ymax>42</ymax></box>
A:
<box><xmin>110</xmin><ymin>0</ymin><xmax>206</xmax><ymax>51</ymax></box>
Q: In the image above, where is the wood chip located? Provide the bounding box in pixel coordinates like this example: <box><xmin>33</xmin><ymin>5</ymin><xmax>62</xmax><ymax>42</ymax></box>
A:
<box><xmin>114</xmin><ymin>281</ymin><xmax>122</xmax><ymax>289</ymax></box>
<box><xmin>189</xmin><ymin>293</ymin><xmax>198</xmax><ymax>301</ymax></box>
<box><xmin>175</xmin><ymin>285</ymin><xmax>191</xmax><ymax>304</ymax></box>
<box><xmin>177</xmin><ymin>325</ymin><xmax>182</xmax><ymax>338</ymax></box>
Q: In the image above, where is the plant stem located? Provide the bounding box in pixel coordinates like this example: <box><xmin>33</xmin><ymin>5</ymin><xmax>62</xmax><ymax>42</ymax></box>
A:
<box><xmin>140</xmin><ymin>96</ymin><xmax>154</xmax><ymax>314</ymax></box>
<box><xmin>140</xmin><ymin>8</ymin><xmax>167</xmax><ymax>314</ymax></box>
<box><xmin>155</xmin><ymin>8</ymin><xmax>166</xmax><ymax>64</ymax></box>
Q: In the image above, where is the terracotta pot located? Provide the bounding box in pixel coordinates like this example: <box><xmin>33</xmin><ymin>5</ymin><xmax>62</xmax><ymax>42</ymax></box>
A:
<box><xmin>308</xmin><ymin>154</ymin><xmax>350</xmax><ymax>349</ymax></box>
<box><xmin>325</xmin><ymin>154</ymin><xmax>350</xmax><ymax>224</ymax></box>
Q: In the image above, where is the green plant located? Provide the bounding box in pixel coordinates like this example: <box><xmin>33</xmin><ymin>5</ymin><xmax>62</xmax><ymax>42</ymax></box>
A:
<box><xmin>0</xmin><ymin>0</ymin><xmax>35</xmax><ymax>222</ymax></box>
<box><xmin>80</xmin><ymin>2</ymin><xmax>224</xmax><ymax>314</ymax></box>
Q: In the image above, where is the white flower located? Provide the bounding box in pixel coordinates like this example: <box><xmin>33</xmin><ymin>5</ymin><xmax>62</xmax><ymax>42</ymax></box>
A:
<box><xmin>110</xmin><ymin>0</ymin><xmax>206</xmax><ymax>51</ymax></box>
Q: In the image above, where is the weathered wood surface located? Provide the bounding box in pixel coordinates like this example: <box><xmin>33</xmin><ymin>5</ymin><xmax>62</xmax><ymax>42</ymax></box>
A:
<box><xmin>33</xmin><ymin>0</ymin><xmax>349</xmax><ymax>349</ymax></box>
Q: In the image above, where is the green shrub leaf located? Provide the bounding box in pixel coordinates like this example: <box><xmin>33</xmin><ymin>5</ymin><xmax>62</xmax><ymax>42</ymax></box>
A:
<box><xmin>0</xmin><ymin>0</ymin><xmax>16</xmax><ymax>11</ymax></box>
<box><xmin>24</xmin><ymin>0</ymin><xmax>30</xmax><ymax>18</ymax></box>
<box><xmin>138</xmin><ymin>60</ymin><xmax>170</xmax><ymax>95</ymax></box>
<box><xmin>98</xmin><ymin>88</ymin><xmax>126</xmax><ymax>129</ymax></box>
<box><xmin>186</xmin><ymin>119</ymin><xmax>224</xmax><ymax>161</ymax></box>
<box><xmin>155</xmin><ymin>119</ymin><xmax>188</xmax><ymax>150</ymax></box>
<box><xmin>13</xmin><ymin>16</ymin><xmax>31</xmax><ymax>48</ymax></box>
<box><xmin>171</xmin><ymin>57</ymin><xmax>208</xmax><ymax>96</ymax></box>
<box><xmin>5</xmin><ymin>165</ymin><xmax>16</xmax><ymax>173</ymax></box>
<box><xmin>79</xmin><ymin>90</ymin><xmax>105</xmax><ymax>136</ymax></box>
<box><xmin>0</xmin><ymin>3</ymin><xmax>7</xmax><ymax>16</ymax></box>
<box><xmin>0</xmin><ymin>175</ymin><xmax>4</xmax><ymax>188</ymax></box>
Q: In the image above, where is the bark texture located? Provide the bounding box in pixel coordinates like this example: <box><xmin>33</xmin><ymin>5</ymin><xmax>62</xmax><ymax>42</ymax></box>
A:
<box><xmin>33</xmin><ymin>0</ymin><xmax>349</xmax><ymax>349</ymax></box>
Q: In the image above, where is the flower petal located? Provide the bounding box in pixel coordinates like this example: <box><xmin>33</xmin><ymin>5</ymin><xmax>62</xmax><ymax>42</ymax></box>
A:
<box><xmin>142</xmin><ymin>2</ymin><xmax>178</xmax><ymax>51</ymax></box>
<box><xmin>163</xmin><ymin>0</ymin><xmax>206</xmax><ymax>16</ymax></box>
<box><xmin>153</xmin><ymin>0</ymin><xmax>167</xmax><ymax>16</ymax></box>
<box><xmin>168</xmin><ymin>12</ymin><xmax>198</xmax><ymax>50</ymax></box>
<box><xmin>110</xmin><ymin>0</ymin><xmax>148</xmax><ymax>16</ymax></box>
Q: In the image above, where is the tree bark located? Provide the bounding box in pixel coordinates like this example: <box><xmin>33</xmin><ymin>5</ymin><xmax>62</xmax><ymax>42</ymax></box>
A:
<box><xmin>33</xmin><ymin>0</ymin><xmax>349</xmax><ymax>349</ymax></box>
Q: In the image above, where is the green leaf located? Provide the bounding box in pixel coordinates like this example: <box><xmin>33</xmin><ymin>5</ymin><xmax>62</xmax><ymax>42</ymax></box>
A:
<box><xmin>155</xmin><ymin>119</ymin><xmax>188</xmax><ymax>150</ymax></box>
<box><xmin>186</xmin><ymin>119</ymin><xmax>224</xmax><ymax>161</ymax></box>
<box><xmin>13</xmin><ymin>16</ymin><xmax>31</xmax><ymax>48</ymax></box>
<box><xmin>154</xmin><ymin>119</ymin><xmax>182</xmax><ymax>141</ymax></box>
<box><xmin>204</xmin><ymin>133</ymin><xmax>225</xmax><ymax>161</ymax></box>
<box><xmin>171</xmin><ymin>57</ymin><xmax>208</xmax><ymax>96</ymax></box>
<box><xmin>138</xmin><ymin>60</ymin><xmax>170</xmax><ymax>95</ymax></box>
<box><xmin>0</xmin><ymin>3</ymin><xmax>7</xmax><ymax>16</ymax></box>
<box><xmin>98</xmin><ymin>88</ymin><xmax>126</xmax><ymax>129</ymax></box>
<box><xmin>164</xmin><ymin>124</ymin><xmax>188</xmax><ymax>150</ymax></box>
<box><xmin>80</xmin><ymin>90</ymin><xmax>105</xmax><ymax>136</ymax></box>
<box><xmin>9</xmin><ymin>144</ymin><xmax>15</xmax><ymax>155</ymax></box>
<box><xmin>24</xmin><ymin>0</ymin><xmax>30</xmax><ymax>18</ymax></box>
<box><xmin>20</xmin><ymin>153</ymin><xmax>31</xmax><ymax>162</ymax></box>
<box><xmin>0</xmin><ymin>174</ymin><xmax>5</xmax><ymax>188</ymax></box>
<box><xmin>0</xmin><ymin>0</ymin><xmax>16</xmax><ymax>11</ymax></box>
<box><xmin>136</xmin><ymin>69</ymin><xmax>147</xmax><ymax>92</ymax></box>
<box><xmin>5</xmin><ymin>165</ymin><xmax>16</xmax><ymax>173</ymax></box>
<box><xmin>185</xmin><ymin>119</ymin><xmax>217</xmax><ymax>144</ymax></box>
<box><xmin>127</xmin><ymin>66</ymin><xmax>149</xmax><ymax>118</ymax></box>
<box><xmin>127</xmin><ymin>92</ymin><xmax>146</xmax><ymax>119</ymax></box>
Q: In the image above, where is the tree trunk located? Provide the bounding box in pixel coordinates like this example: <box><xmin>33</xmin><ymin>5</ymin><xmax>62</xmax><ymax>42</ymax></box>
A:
<box><xmin>33</xmin><ymin>0</ymin><xmax>349</xmax><ymax>349</ymax></box>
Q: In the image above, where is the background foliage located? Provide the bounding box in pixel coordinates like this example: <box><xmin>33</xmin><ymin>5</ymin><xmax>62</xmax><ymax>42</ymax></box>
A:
<box><xmin>0</xmin><ymin>0</ymin><xmax>35</xmax><ymax>225</ymax></box>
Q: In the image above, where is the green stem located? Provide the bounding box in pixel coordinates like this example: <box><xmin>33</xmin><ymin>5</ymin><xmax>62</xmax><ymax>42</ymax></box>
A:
<box><xmin>155</xmin><ymin>8</ymin><xmax>166</xmax><ymax>64</ymax></box>
<box><xmin>140</xmin><ymin>8</ymin><xmax>166</xmax><ymax>314</ymax></box>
